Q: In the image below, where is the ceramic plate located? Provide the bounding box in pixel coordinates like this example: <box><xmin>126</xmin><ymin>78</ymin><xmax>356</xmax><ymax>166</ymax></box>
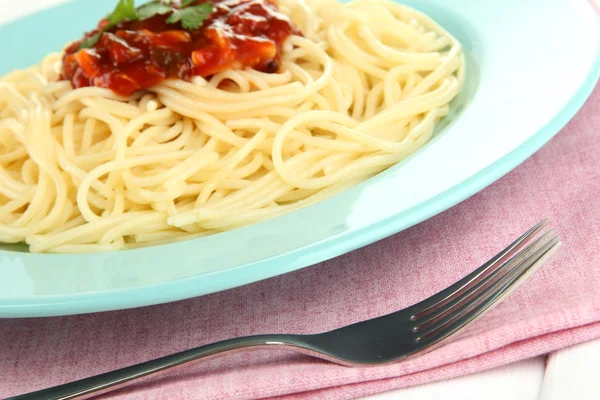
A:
<box><xmin>0</xmin><ymin>0</ymin><xmax>598</xmax><ymax>317</ymax></box>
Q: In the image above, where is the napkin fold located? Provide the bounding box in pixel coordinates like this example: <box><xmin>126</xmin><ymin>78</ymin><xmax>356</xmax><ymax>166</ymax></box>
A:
<box><xmin>1</xmin><ymin>85</ymin><xmax>600</xmax><ymax>400</ymax></box>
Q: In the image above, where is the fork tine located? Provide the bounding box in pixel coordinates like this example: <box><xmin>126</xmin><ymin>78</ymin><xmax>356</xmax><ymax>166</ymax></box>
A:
<box><xmin>413</xmin><ymin>229</ymin><xmax>557</xmax><ymax>330</ymax></box>
<box><xmin>414</xmin><ymin>231</ymin><xmax>558</xmax><ymax>336</ymax></box>
<box><xmin>410</xmin><ymin>219</ymin><xmax>549</xmax><ymax>319</ymax></box>
<box><xmin>415</xmin><ymin>235</ymin><xmax>561</xmax><ymax>344</ymax></box>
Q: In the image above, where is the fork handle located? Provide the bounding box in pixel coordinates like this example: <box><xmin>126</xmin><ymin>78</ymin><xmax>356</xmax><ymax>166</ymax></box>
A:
<box><xmin>8</xmin><ymin>334</ymin><xmax>304</xmax><ymax>400</ymax></box>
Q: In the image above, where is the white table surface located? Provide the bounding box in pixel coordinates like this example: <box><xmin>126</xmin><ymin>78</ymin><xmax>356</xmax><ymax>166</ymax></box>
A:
<box><xmin>1</xmin><ymin>1</ymin><xmax>599</xmax><ymax>399</ymax></box>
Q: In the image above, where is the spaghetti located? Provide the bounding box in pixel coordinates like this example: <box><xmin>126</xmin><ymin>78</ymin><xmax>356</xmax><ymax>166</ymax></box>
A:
<box><xmin>0</xmin><ymin>0</ymin><xmax>465</xmax><ymax>253</ymax></box>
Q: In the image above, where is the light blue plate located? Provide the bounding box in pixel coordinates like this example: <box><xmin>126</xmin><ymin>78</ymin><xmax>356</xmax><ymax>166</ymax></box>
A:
<box><xmin>0</xmin><ymin>0</ymin><xmax>598</xmax><ymax>317</ymax></box>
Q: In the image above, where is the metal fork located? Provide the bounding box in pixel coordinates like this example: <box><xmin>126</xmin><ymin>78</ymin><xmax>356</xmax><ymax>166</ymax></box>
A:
<box><xmin>11</xmin><ymin>220</ymin><xmax>561</xmax><ymax>400</ymax></box>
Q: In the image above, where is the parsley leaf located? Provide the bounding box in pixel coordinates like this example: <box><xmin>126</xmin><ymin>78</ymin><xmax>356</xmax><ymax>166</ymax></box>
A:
<box><xmin>108</xmin><ymin>0</ymin><xmax>138</xmax><ymax>24</ymax></box>
<box><xmin>167</xmin><ymin>3</ymin><xmax>213</xmax><ymax>29</ymax></box>
<box><xmin>79</xmin><ymin>0</ymin><xmax>138</xmax><ymax>49</ymax></box>
<box><xmin>137</xmin><ymin>2</ymin><xmax>173</xmax><ymax>20</ymax></box>
<box><xmin>77</xmin><ymin>0</ymin><xmax>214</xmax><ymax>50</ymax></box>
<box><xmin>79</xmin><ymin>32</ymin><xmax>103</xmax><ymax>50</ymax></box>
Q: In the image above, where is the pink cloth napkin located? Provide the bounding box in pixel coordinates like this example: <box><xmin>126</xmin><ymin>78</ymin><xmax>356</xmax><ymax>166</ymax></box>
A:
<box><xmin>1</xmin><ymin>84</ymin><xmax>600</xmax><ymax>399</ymax></box>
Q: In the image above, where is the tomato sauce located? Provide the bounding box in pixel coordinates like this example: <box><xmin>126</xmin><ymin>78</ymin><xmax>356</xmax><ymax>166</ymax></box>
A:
<box><xmin>62</xmin><ymin>0</ymin><xmax>297</xmax><ymax>96</ymax></box>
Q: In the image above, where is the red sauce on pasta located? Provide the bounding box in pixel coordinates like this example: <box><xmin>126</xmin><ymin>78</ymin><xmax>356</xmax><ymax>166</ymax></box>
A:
<box><xmin>62</xmin><ymin>0</ymin><xmax>297</xmax><ymax>95</ymax></box>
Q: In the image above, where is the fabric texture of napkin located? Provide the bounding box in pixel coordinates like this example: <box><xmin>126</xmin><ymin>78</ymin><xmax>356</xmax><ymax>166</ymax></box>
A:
<box><xmin>1</xmin><ymin>83</ymin><xmax>600</xmax><ymax>399</ymax></box>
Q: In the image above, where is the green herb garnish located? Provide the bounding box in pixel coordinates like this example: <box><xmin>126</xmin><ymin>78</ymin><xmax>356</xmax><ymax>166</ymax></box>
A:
<box><xmin>136</xmin><ymin>2</ymin><xmax>173</xmax><ymax>20</ymax></box>
<box><xmin>166</xmin><ymin>2</ymin><xmax>214</xmax><ymax>29</ymax></box>
<box><xmin>79</xmin><ymin>0</ymin><xmax>137</xmax><ymax>49</ymax></box>
<box><xmin>78</xmin><ymin>0</ymin><xmax>214</xmax><ymax>50</ymax></box>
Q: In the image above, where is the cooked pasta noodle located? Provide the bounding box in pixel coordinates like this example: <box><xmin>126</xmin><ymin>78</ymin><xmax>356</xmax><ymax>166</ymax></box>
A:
<box><xmin>0</xmin><ymin>0</ymin><xmax>465</xmax><ymax>253</ymax></box>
